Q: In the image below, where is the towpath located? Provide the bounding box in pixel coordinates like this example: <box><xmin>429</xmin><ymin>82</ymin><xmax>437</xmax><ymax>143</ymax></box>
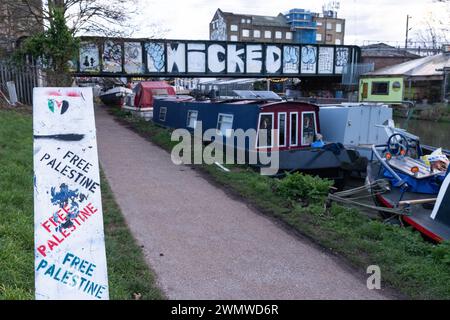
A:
<box><xmin>95</xmin><ymin>105</ymin><xmax>392</xmax><ymax>300</ymax></box>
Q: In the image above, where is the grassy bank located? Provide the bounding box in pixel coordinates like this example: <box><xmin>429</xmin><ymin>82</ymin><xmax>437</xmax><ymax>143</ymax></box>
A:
<box><xmin>0</xmin><ymin>109</ymin><xmax>164</xmax><ymax>300</ymax></box>
<box><xmin>110</xmin><ymin>108</ymin><xmax>450</xmax><ymax>300</ymax></box>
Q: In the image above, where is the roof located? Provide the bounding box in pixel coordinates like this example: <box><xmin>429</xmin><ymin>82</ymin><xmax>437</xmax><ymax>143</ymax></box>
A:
<box><xmin>364</xmin><ymin>53</ymin><xmax>450</xmax><ymax>78</ymax></box>
<box><xmin>138</xmin><ymin>81</ymin><xmax>173</xmax><ymax>89</ymax></box>
<box><xmin>217</xmin><ymin>9</ymin><xmax>289</xmax><ymax>27</ymax></box>
<box><xmin>361</xmin><ymin>43</ymin><xmax>420</xmax><ymax>59</ymax></box>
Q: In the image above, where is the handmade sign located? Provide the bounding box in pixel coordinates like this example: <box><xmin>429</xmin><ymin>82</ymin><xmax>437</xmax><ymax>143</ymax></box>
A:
<box><xmin>33</xmin><ymin>87</ymin><xmax>109</xmax><ymax>300</ymax></box>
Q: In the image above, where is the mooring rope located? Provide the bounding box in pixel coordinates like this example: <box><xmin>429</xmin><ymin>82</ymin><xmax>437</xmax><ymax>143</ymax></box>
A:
<box><xmin>328</xmin><ymin>180</ymin><xmax>409</xmax><ymax>216</ymax></box>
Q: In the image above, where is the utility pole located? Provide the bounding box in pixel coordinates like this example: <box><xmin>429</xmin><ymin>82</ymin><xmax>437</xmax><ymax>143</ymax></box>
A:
<box><xmin>405</xmin><ymin>15</ymin><xmax>412</xmax><ymax>49</ymax></box>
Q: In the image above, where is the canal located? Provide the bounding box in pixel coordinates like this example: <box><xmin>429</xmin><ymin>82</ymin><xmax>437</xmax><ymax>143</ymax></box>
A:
<box><xmin>395</xmin><ymin>117</ymin><xmax>450</xmax><ymax>150</ymax></box>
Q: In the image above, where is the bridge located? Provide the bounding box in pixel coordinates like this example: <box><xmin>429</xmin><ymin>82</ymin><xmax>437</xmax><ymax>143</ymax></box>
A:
<box><xmin>72</xmin><ymin>37</ymin><xmax>361</xmax><ymax>78</ymax></box>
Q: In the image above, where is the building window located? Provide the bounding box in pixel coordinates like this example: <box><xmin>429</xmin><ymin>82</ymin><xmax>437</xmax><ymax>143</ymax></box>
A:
<box><xmin>326</xmin><ymin>22</ymin><xmax>332</xmax><ymax>30</ymax></box>
<box><xmin>247</xmin><ymin>19</ymin><xmax>251</xmax><ymax>24</ymax></box>
<box><xmin>217</xmin><ymin>114</ymin><xmax>234</xmax><ymax>137</ymax></box>
<box><xmin>286</xmin><ymin>32</ymin><xmax>293</xmax><ymax>40</ymax></box>
<box><xmin>275</xmin><ymin>31</ymin><xmax>282</xmax><ymax>39</ymax></box>
<box><xmin>335</xmin><ymin>39</ymin><xmax>341</xmax><ymax>45</ymax></box>
<box><xmin>257</xmin><ymin>113</ymin><xmax>274</xmax><ymax>148</ymax></box>
<box><xmin>336</xmin><ymin>23</ymin><xmax>342</xmax><ymax>33</ymax></box>
<box><xmin>371</xmin><ymin>82</ymin><xmax>390</xmax><ymax>95</ymax></box>
<box><xmin>187</xmin><ymin>110</ymin><xmax>198</xmax><ymax>129</ymax></box>
<box><xmin>278</xmin><ymin>113</ymin><xmax>286</xmax><ymax>147</ymax></box>
<box><xmin>264</xmin><ymin>31</ymin><xmax>272</xmax><ymax>39</ymax></box>
<box><xmin>241</xmin><ymin>18</ymin><xmax>246</xmax><ymax>24</ymax></box>
<box><xmin>159</xmin><ymin>107</ymin><xmax>167</xmax><ymax>122</ymax></box>
<box><xmin>317</xmin><ymin>21</ymin><xmax>323</xmax><ymax>26</ymax></box>
<box><xmin>316</xmin><ymin>34</ymin><xmax>322</xmax><ymax>42</ymax></box>
<box><xmin>242</xmin><ymin>29</ymin><xmax>250</xmax><ymax>37</ymax></box>
<box><xmin>326</xmin><ymin>34</ymin><xmax>332</xmax><ymax>42</ymax></box>
<box><xmin>254</xmin><ymin>30</ymin><xmax>261</xmax><ymax>38</ymax></box>
<box><xmin>301</xmin><ymin>112</ymin><xmax>317</xmax><ymax>146</ymax></box>
<box><xmin>230</xmin><ymin>24</ymin><xmax>238</xmax><ymax>32</ymax></box>
<box><xmin>230</xmin><ymin>35</ymin><xmax>238</xmax><ymax>41</ymax></box>
<box><xmin>290</xmin><ymin>112</ymin><xmax>298</xmax><ymax>146</ymax></box>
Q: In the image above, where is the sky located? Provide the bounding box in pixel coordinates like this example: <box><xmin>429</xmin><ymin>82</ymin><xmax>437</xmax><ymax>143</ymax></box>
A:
<box><xmin>133</xmin><ymin>0</ymin><xmax>448</xmax><ymax>45</ymax></box>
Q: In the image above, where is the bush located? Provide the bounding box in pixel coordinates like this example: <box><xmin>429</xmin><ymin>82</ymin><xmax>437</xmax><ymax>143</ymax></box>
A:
<box><xmin>274</xmin><ymin>172</ymin><xmax>333</xmax><ymax>205</ymax></box>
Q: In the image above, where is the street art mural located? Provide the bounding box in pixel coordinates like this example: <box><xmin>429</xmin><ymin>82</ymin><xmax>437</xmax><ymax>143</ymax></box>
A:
<box><xmin>335</xmin><ymin>47</ymin><xmax>349</xmax><ymax>74</ymax></box>
<box><xmin>79</xmin><ymin>42</ymin><xmax>100</xmax><ymax>72</ymax></box>
<box><xmin>145</xmin><ymin>42</ymin><xmax>165</xmax><ymax>73</ymax></box>
<box><xmin>75</xmin><ymin>38</ymin><xmax>359</xmax><ymax>77</ymax></box>
<box><xmin>283</xmin><ymin>46</ymin><xmax>300</xmax><ymax>74</ymax></box>
<box><xmin>124</xmin><ymin>42</ymin><xmax>143</xmax><ymax>74</ymax></box>
<box><xmin>210</xmin><ymin>12</ymin><xmax>227</xmax><ymax>41</ymax></box>
<box><xmin>102</xmin><ymin>40</ymin><xmax>122</xmax><ymax>73</ymax></box>
<box><xmin>301</xmin><ymin>45</ymin><xmax>317</xmax><ymax>74</ymax></box>
<box><xmin>33</xmin><ymin>88</ymin><xmax>109</xmax><ymax>300</ymax></box>
<box><xmin>318</xmin><ymin>47</ymin><xmax>334</xmax><ymax>74</ymax></box>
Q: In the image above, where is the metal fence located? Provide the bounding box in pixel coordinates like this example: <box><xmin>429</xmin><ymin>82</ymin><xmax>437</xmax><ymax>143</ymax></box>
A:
<box><xmin>341</xmin><ymin>63</ymin><xmax>375</xmax><ymax>86</ymax></box>
<box><xmin>0</xmin><ymin>61</ymin><xmax>45</xmax><ymax>105</ymax></box>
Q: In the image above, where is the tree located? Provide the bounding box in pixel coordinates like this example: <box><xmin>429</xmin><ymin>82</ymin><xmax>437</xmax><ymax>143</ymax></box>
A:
<box><xmin>4</xmin><ymin>0</ymin><xmax>140</xmax><ymax>37</ymax></box>
<box><xmin>16</xmin><ymin>6</ymin><xmax>79</xmax><ymax>86</ymax></box>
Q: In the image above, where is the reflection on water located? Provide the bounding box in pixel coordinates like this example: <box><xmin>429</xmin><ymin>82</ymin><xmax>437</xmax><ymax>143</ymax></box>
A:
<box><xmin>394</xmin><ymin>117</ymin><xmax>450</xmax><ymax>149</ymax></box>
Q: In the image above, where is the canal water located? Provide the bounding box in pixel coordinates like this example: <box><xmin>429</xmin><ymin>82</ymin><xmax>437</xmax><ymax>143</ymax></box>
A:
<box><xmin>394</xmin><ymin>117</ymin><xmax>450</xmax><ymax>150</ymax></box>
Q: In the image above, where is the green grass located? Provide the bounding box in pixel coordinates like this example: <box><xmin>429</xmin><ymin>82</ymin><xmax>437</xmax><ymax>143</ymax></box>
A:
<box><xmin>111</xmin><ymin>108</ymin><xmax>450</xmax><ymax>300</ymax></box>
<box><xmin>0</xmin><ymin>109</ymin><xmax>164</xmax><ymax>300</ymax></box>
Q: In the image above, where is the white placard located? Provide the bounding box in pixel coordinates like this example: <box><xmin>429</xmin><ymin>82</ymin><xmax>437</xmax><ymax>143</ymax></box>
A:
<box><xmin>33</xmin><ymin>87</ymin><xmax>109</xmax><ymax>300</ymax></box>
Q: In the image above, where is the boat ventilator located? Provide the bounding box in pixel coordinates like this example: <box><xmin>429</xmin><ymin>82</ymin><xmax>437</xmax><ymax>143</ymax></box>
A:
<box><xmin>328</xmin><ymin>179</ymin><xmax>410</xmax><ymax>216</ymax></box>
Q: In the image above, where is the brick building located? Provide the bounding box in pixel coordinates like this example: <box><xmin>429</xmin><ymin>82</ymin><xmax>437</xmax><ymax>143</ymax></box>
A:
<box><xmin>210</xmin><ymin>8</ymin><xmax>345</xmax><ymax>45</ymax></box>
<box><xmin>314</xmin><ymin>10</ymin><xmax>345</xmax><ymax>45</ymax></box>
<box><xmin>0</xmin><ymin>0</ymin><xmax>43</xmax><ymax>55</ymax></box>
<box><xmin>361</xmin><ymin>43</ymin><xmax>420</xmax><ymax>70</ymax></box>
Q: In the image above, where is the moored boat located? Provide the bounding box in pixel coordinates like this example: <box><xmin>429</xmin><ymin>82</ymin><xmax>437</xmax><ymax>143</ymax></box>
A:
<box><xmin>366</xmin><ymin>132</ymin><xmax>450</xmax><ymax>242</ymax></box>
<box><xmin>99</xmin><ymin>86</ymin><xmax>133</xmax><ymax>107</ymax></box>
<box><xmin>153</xmin><ymin>97</ymin><xmax>362</xmax><ymax>185</ymax></box>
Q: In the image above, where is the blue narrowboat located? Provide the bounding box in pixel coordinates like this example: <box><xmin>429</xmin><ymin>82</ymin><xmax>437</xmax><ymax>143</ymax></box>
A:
<box><xmin>153</xmin><ymin>97</ymin><xmax>361</xmax><ymax>182</ymax></box>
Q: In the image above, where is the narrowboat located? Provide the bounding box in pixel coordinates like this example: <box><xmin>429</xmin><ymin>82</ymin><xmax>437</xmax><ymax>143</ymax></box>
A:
<box><xmin>99</xmin><ymin>86</ymin><xmax>132</xmax><ymax>107</ymax></box>
<box><xmin>153</xmin><ymin>97</ymin><xmax>362</xmax><ymax>184</ymax></box>
<box><xmin>366</xmin><ymin>132</ymin><xmax>450</xmax><ymax>242</ymax></box>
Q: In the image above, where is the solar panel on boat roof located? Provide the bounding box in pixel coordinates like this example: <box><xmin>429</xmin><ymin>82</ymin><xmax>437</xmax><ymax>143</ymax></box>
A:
<box><xmin>233</xmin><ymin>90</ymin><xmax>282</xmax><ymax>101</ymax></box>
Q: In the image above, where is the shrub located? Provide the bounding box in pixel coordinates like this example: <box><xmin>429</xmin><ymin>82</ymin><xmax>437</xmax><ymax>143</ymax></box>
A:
<box><xmin>275</xmin><ymin>172</ymin><xmax>333</xmax><ymax>205</ymax></box>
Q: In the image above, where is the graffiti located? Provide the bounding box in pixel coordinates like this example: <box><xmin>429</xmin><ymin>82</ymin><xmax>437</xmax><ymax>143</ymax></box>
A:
<box><xmin>210</xmin><ymin>12</ymin><xmax>227</xmax><ymax>41</ymax></box>
<box><xmin>335</xmin><ymin>48</ymin><xmax>349</xmax><ymax>74</ymax></box>
<box><xmin>50</xmin><ymin>183</ymin><xmax>87</xmax><ymax>231</ymax></box>
<box><xmin>318</xmin><ymin>47</ymin><xmax>334</xmax><ymax>74</ymax></box>
<box><xmin>79</xmin><ymin>43</ymin><xmax>99</xmax><ymax>72</ymax></box>
<box><xmin>301</xmin><ymin>45</ymin><xmax>317</xmax><ymax>73</ymax></box>
<box><xmin>124</xmin><ymin>42</ymin><xmax>143</xmax><ymax>74</ymax></box>
<box><xmin>145</xmin><ymin>42</ymin><xmax>165</xmax><ymax>72</ymax></box>
<box><xmin>77</xmin><ymin>38</ymin><xmax>360</xmax><ymax>76</ymax></box>
<box><xmin>283</xmin><ymin>46</ymin><xmax>300</xmax><ymax>74</ymax></box>
<box><xmin>102</xmin><ymin>41</ymin><xmax>122</xmax><ymax>73</ymax></box>
<box><xmin>48</xmin><ymin>99</ymin><xmax>69</xmax><ymax>115</ymax></box>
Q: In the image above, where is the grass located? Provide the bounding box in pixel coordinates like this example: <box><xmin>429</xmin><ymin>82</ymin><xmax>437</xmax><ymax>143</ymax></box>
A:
<box><xmin>0</xmin><ymin>108</ymin><xmax>164</xmax><ymax>300</ymax></box>
<box><xmin>110</xmin><ymin>108</ymin><xmax>450</xmax><ymax>300</ymax></box>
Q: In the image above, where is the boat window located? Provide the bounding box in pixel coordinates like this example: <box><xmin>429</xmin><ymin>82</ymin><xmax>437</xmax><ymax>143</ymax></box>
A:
<box><xmin>290</xmin><ymin>112</ymin><xmax>298</xmax><ymax>146</ymax></box>
<box><xmin>187</xmin><ymin>110</ymin><xmax>198</xmax><ymax>129</ymax></box>
<box><xmin>217</xmin><ymin>113</ymin><xmax>234</xmax><ymax>137</ymax></box>
<box><xmin>301</xmin><ymin>112</ymin><xmax>317</xmax><ymax>146</ymax></box>
<box><xmin>371</xmin><ymin>81</ymin><xmax>389</xmax><ymax>95</ymax></box>
<box><xmin>278</xmin><ymin>113</ymin><xmax>286</xmax><ymax>147</ymax></box>
<box><xmin>159</xmin><ymin>107</ymin><xmax>167</xmax><ymax>122</ymax></box>
<box><xmin>257</xmin><ymin>113</ymin><xmax>273</xmax><ymax>148</ymax></box>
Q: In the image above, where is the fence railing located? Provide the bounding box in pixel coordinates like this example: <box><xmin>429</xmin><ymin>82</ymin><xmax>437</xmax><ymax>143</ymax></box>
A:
<box><xmin>0</xmin><ymin>61</ymin><xmax>45</xmax><ymax>105</ymax></box>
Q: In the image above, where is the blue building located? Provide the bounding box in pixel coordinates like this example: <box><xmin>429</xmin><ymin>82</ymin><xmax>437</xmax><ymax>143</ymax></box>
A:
<box><xmin>284</xmin><ymin>9</ymin><xmax>317</xmax><ymax>44</ymax></box>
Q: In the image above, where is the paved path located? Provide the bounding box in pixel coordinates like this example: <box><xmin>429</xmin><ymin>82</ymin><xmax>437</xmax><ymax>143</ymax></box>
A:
<box><xmin>95</xmin><ymin>106</ymin><xmax>390</xmax><ymax>300</ymax></box>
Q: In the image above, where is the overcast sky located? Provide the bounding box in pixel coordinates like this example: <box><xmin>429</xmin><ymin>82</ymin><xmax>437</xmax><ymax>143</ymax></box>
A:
<box><xmin>134</xmin><ymin>0</ymin><xmax>448</xmax><ymax>45</ymax></box>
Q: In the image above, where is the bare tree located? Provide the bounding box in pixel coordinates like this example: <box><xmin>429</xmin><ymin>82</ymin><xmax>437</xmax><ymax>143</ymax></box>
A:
<box><xmin>3</xmin><ymin>0</ymin><xmax>141</xmax><ymax>37</ymax></box>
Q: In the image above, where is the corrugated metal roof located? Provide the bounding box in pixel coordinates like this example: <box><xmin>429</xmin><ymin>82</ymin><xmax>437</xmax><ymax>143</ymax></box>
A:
<box><xmin>365</xmin><ymin>53</ymin><xmax>450</xmax><ymax>77</ymax></box>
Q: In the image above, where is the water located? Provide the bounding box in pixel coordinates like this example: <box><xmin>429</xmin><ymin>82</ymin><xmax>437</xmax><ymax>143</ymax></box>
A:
<box><xmin>395</xmin><ymin>117</ymin><xmax>450</xmax><ymax>150</ymax></box>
